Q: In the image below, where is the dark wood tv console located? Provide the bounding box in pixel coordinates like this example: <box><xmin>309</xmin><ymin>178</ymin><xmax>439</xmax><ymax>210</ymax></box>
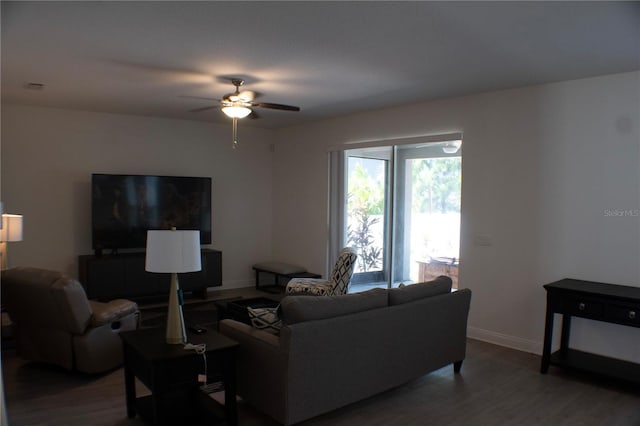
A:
<box><xmin>541</xmin><ymin>278</ymin><xmax>640</xmax><ymax>384</ymax></box>
<box><xmin>78</xmin><ymin>249</ymin><xmax>222</xmax><ymax>301</ymax></box>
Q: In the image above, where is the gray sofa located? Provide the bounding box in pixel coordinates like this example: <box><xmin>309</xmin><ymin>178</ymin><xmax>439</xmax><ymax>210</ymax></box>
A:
<box><xmin>220</xmin><ymin>276</ymin><xmax>472</xmax><ymax>425</ymax></box>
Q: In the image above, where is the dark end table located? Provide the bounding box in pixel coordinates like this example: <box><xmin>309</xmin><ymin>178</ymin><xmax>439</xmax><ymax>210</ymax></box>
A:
<box><xmin>120</xmin><ymin>327</ymin><xmax>239</xmax><ymax>426</ymax></box>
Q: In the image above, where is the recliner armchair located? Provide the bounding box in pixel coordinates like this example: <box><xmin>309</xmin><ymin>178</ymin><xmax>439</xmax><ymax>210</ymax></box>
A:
<box><xmin>2</xmin><ymin>267</ymin><xmax>139</xmax><ymax>374</ymax></box>
<box><xmin>285</xmin><ymin>247</ymin><xmax>358</xmax><ymax>296</ymax></box>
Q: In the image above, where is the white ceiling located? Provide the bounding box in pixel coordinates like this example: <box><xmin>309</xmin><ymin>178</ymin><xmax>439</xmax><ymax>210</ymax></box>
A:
<box><xmin>2</xmin><ymin>1</ymin><xmax>639</xmax><ymax>129</ymax></box>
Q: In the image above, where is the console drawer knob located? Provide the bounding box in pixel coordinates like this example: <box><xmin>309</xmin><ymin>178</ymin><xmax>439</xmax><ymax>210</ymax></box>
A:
<box><xmin>578</xmin><ymin>302</ymin><xmax>586</xmax><ymax>311</ymax></box>
<box><xmin>629</xmin><ymin>311</ymin><xmax>636</xmax><ymax>320</ymax></box>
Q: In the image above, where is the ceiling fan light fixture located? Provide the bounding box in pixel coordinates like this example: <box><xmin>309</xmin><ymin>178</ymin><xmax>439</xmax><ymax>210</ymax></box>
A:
<box><xmin>222</xmin><ymin>104</ymin><xmax>252</xmax><ymax>118</ymax></box>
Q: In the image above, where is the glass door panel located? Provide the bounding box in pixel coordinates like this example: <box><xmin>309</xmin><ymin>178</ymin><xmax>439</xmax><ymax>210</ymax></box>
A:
<box><xmin>392</xmin><ymin>145</ymin><xmax>461</xmax><ymax>288</ymax></box>
<box><xmin>345</xmin><ymin>148</ymin><xmax>391</xmax><ymax>292</ymax></box>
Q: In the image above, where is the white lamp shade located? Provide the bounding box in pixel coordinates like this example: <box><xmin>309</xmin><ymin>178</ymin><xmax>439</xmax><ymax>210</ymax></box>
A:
<box><xmin>145</xmin><ymin>230</ymin><xmax>201</xmax><ymax>273</ymax></box>
<box><xmin>0</xmin><ymin>214</ymin><xmax>23</xmax><ymax>242</ymax></box>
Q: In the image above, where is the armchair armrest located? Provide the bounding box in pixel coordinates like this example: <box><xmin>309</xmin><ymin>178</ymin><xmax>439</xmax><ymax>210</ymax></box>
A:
<box><xmin>89</xmin><ymin>299</ymin><xmax>138</xmax><ymax>327</ymax></box>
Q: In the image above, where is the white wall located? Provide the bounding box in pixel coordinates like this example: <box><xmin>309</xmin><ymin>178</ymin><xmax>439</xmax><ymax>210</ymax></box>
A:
<box><xmin>272</xmin><ymin>71</ymin><xmax>640</xmax><ymax>362</ymax></box>
<box><xmin>2</xmin><ymin>73</ymin><xmax>638</xmax><ymax>362</ymax></box>
<box><xmin>1</xmin><ymin>105</ymin><xmax>275</xmax><ymax>288</ymax></box>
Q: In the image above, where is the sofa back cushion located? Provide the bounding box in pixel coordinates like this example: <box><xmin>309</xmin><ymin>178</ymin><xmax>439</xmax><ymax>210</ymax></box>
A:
<box><xmin>281</xmin><ymin>287</ymin><xmax>387</xmax><ymax>325</ymax></box>
<box><xmin>388</xmin><ymin>275</ymin><xmax>452</xmax><ymax>306</ymax></box>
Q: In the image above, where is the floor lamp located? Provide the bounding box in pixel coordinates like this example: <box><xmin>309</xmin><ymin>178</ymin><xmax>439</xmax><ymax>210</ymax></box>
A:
<box><xmin>145</xmin><ymin>228</ymin><xmax>201</xmax><ymax>344</ymax></box>
<box><xmin>1</xmin><ymin>214</ymin><xmax>24</xmax><ymax>270</ymax></box>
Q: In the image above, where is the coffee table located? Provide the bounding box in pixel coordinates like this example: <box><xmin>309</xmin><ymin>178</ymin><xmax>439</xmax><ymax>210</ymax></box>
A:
<box><xmin>215</xmin><ymin>297</ymin><xmax>280</xmax><ymax>326</ymax></box>
<box><xmin>120</xmin><ymin>327</ymin><xmax>239</xmax><ymax>426</ymax></box>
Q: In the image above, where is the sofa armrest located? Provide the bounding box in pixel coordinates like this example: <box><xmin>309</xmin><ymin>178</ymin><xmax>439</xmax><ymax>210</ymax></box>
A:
<box><xmin>219</xmin><ymin>318</ymin><xmax>280</xmax><ymax>347</ymax></box>
<box><xmin>89</xmin><ymin>299</ymin><xmax>138</xmax><ymax>327</ymax></box>
<box><xmin>219</xmin><ymin>319</ymin><xmax>289</xmax><ymax>423</ymax></box>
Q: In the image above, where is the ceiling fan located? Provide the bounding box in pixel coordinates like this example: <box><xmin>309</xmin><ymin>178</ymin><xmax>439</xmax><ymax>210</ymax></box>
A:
<box><xmin>184</xmin><ymin>78</ymin><xmax>300</xmax><ymax>147</ymax></box>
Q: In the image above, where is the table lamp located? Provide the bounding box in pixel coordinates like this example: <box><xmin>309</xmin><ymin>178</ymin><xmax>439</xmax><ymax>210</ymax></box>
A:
<box><xmin>1</xmin><ymin>214</ymin><xmax>24</xmax><ymax>270</ymax></box>
<box><xmin>145</xmin><ymin>228</ymin><xmax>201</xmax><ymax>344</ymax></box>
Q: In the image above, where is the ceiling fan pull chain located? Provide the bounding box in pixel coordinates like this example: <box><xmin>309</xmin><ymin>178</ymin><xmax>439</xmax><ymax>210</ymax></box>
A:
<box><xmin>232</xmin><ymin>117</ymin><xmax>238</xmax><ymax>149</ymax></box>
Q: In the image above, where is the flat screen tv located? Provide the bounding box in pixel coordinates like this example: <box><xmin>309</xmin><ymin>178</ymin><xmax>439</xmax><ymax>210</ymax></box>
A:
<box><xmin>92</xmin><ymin>174</ymin><xmax>212</xmax><ymax>253</ymax></box>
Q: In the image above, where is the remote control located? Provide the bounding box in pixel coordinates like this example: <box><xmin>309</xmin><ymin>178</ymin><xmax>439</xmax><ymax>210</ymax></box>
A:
<box><xmin>189</xmin><ymin>325</ymin><xmax>207</xmax><ymax>334</ymax></box>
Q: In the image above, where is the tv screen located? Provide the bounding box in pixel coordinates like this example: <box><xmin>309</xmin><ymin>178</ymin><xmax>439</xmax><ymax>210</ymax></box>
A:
<box><xmin>92</xmin><ymin>174</ymin><xmax>212</xmax><ymax>251</ymax></box>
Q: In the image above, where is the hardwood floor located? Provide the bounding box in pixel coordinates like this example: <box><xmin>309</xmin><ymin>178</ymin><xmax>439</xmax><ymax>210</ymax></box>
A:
<box><xmin>2</xmin><ymin>287</ymin><xmax>639</xmax><ymax>426</ymax></box>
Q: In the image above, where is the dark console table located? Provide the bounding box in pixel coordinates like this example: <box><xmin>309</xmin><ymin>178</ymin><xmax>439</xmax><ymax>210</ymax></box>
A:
<box><xmin>79</xmin><ymin>249</ymin><xmax>222</xmax><ymax>301</ymax></box>
<box><xmin>541</xmin><ymin>278</ymin><xmax>640</xmax><ymax>384</ymax></box>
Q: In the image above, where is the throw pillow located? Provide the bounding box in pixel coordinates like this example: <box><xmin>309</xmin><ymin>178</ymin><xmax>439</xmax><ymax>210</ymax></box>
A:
<box><xmin>247</xmin><ymin>306</ymin><xmax>282</xmax><ymax>335</ymax></box>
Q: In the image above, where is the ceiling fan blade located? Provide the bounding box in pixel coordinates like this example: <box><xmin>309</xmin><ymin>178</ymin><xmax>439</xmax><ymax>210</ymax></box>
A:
<box><xmin>181</xmin><ymin>95</ymin><xmax>220</xmax><ymax>102</ymax></box>
<box><xmin>252</xmin><ymin>102</ymin><xmax>300</xmax><ymax>112</ymax></box>
<box><xmin>248</xmin><ymin>110</ymin><xmax>260</xmax><ymax>119</ymax></box>
<box><xmin>189</xmin><ymin>105</ymin><xmax>218</xmax><ymax>113</ymax></box>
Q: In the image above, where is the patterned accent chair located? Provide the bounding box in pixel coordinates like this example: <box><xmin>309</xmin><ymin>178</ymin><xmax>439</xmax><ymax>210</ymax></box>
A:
<box><xmin>285</xmin><ymin>247</ymin><xmax>358</xmax><ymax>296</ymax></box>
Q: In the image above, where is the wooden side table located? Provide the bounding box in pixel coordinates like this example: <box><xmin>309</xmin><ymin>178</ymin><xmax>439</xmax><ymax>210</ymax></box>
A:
<box><xmin>120</xmin><ymin>327</ymin><xmax>239</xmax><ymax>426</ymax></box>
<box><xmin>417</xmin><ymin>259</ymin><xmax>459</xmax><ymax>289</ymax></box>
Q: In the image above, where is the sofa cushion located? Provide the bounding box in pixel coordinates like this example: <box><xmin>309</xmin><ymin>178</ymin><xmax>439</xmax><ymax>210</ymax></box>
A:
<box><xmin>281</xmin><ymin>287</ymin><xmax>387</xmax><ymax>325</ymax></box>
<box><xmin>247</xmin><ymin>306</ymin><xmax>282</xmax><ymax>335</ymax></box>
<box><xmin>388</xmin><ymin>275</ymin><xmax>452</xmax><ymax>305</ymax></box>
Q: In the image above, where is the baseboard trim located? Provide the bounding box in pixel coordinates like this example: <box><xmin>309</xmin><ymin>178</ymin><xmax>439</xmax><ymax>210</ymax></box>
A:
<box><xmin>468</xmin><ymin>326</ymin><xmax>541</xmax><ymax>355</ymax></box>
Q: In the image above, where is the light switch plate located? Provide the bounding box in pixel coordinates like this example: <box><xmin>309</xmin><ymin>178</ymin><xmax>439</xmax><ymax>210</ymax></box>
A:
<box><xmin>474</xmin><ymin>234</ymin><xmax>493</xmax><ymax>247</ymax></box>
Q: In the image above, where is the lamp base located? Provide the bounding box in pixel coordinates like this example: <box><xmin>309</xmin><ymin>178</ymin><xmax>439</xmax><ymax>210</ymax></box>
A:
<box><xmin>166</xmin><ymin>272</ymin><xmax>187</xmax><ymax>344</ymax></box>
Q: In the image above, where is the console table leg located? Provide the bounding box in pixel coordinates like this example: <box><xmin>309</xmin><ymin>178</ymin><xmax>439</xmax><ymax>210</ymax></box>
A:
<box><xmin>541</xmin><ymin>298</ymin><xmax>554</xmax><ymax>374</ymax></box>
<box><xmin>560</xmin><ymin>314</ymin><xmax>571</xmax><ymax>355</ymax></box>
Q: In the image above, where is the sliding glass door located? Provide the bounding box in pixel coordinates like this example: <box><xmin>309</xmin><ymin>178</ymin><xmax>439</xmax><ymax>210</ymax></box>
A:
<box><xmin>335</xmin><ymin>138</ymin><xmax>462</xmax><ymax>292</ymax></box>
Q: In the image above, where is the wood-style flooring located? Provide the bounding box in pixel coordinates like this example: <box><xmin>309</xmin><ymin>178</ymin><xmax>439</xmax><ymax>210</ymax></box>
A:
<box><xmin>2</xmin><ymin>287</ymin><xmax>639</xmax><ymax>425</ymax></box>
